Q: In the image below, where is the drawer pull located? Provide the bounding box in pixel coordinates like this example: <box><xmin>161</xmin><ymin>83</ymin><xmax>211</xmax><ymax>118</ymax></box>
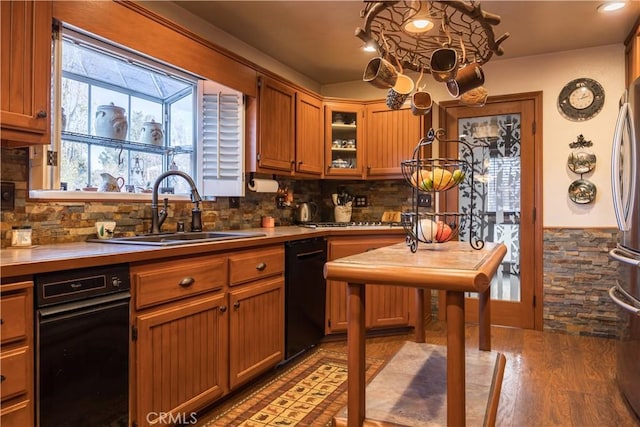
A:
<box><xmin>256</xmin><ymin>262</ymin><xmax>267</xmax><ymax>271</ymax></box>
<box><xmin>0</xmin><ymin>375</ymin><xmax>5</xmax><ymax>382</ymax></box>
<box><xmin>233</xmin><ymin>301</ymin><xmax>240</xmax><ymax>309</ymax></box>
<box><xmin>179</xmin><ymin>277</ymin><xmax>195</xmax><ymax>287</ymax></box>
<box><xmin>219</xmin><ymin>305</ymin><xmax>227</xmax><ymax>313</ymax></box>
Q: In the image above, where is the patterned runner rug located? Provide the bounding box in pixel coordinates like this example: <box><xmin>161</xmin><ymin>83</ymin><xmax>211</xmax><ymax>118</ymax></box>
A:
<box><xmin>200</xmin><ymin>349</ymin><xmax>384</xmax><ymax>427</ymax></box>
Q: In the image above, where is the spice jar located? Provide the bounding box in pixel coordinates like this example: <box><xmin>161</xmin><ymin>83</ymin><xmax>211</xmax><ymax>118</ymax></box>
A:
<box><xmin>11</xmin><ymin>226</ymin><xmax>32</xmax><ymax>247</ymax></box>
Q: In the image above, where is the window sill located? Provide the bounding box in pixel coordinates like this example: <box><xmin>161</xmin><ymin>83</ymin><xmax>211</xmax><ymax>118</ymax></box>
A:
<box><xmin>29</xmin><ymin>190</ymin><xmax>192</xmax><ymax>203</ymax></box>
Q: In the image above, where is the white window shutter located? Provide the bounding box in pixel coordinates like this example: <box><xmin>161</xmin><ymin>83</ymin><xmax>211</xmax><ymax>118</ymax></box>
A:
<box><xmin>199</xmin><ymin>82</ymin><xmax>245</xmax><ymax>197</ymax></box>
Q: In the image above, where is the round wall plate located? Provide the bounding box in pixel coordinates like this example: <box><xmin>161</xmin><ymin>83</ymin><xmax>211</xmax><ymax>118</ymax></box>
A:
<box><xmin>567</xmin><ymin>150</ymin><xmax>596</xmax><ymax>174</ymax></box>
<box><xmin>568</xmin><ymin>179</ymin><xmax>596</xmax><ymax>204</ymax></box>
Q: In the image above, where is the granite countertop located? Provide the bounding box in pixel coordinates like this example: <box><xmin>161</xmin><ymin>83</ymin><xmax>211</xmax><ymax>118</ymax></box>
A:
<box><xmin>1</xmin><ymin>226</ymin><xmax>405</xmax><ymax>279</ymax></box>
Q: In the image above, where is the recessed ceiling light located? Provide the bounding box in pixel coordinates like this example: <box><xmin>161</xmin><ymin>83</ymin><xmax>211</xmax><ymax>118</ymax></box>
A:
<box><xmin>597</xmin><ymin>1</ymin><xmax>627</xmax><ymax>13</ymax></box>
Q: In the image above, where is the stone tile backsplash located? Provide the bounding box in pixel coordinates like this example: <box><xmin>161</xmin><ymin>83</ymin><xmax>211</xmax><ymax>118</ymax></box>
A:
<box><xmin>0</xmin><ymin>148</ymin><xmax>413</xmax><ymax>246</ymax></box>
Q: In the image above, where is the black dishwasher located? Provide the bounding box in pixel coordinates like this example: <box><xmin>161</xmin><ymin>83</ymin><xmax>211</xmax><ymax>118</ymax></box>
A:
<box><xmin>34</xmin><ymin>264</ymin><xmax>130</xmax><ymax>427</ymax></box>
<box><xmin>285</xmin><ymin>238</ymin><xmax>327</xmax><ymax>360</ymax></box>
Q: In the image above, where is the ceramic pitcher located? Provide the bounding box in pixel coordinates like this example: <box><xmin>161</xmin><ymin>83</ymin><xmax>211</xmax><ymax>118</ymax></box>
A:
<box><xmin>99</xmin><ymin>173</ymin><xmax>125</xmax><ymax>192</ymax></box>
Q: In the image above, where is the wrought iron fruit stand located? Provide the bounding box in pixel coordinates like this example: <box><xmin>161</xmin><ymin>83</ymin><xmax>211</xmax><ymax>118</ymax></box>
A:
<box><xmin>401</xmin><ymin>128</ymin><xmax>487</xmax><ymax>252</ymax></box>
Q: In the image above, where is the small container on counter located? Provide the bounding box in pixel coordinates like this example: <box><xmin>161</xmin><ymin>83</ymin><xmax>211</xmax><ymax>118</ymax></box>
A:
<box><xmin>261</xmin><ymin>216</ymin><xmax>275</xmax><ymax>228</ymax></box>
<box><xmin>11</xmin><ymin>226</ymin><xmax>32</xmax><ymax>247</ymax></box>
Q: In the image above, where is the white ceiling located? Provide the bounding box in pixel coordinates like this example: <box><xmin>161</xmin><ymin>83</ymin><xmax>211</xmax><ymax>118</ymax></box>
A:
<box><xmin>171</xmin><ymin>1</ymin><xmax>640</xmax><ymax>85</ymax></box>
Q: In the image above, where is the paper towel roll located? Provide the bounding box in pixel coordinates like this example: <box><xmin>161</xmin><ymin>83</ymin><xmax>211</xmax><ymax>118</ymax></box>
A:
<box><xmin>248</xmin><ymin>178</ymin><xmax>279</xmax><ymax>193</ymax></box>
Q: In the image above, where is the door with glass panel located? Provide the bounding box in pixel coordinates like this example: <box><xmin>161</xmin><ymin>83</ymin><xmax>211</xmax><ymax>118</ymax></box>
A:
<box><xmin>439</xmin><ymin>94</ymin><xmax>542</xmax><ymax>329</ymax></box>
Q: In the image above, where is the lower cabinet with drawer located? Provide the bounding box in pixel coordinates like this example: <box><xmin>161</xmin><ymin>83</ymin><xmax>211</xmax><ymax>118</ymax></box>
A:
<box><xmin>0</xmin><ymin>281</ymin><xmax>34</xmax><ymax>427</ymax></box>
<box><xmin>130</xmin><ymin>245</ymin><xmax>284</xmax><ymax>427</ymax></box>
<box><xmin>325</xmin><ymin>236</ymin><xmax>422</xmax><ymax>335</ymax></box>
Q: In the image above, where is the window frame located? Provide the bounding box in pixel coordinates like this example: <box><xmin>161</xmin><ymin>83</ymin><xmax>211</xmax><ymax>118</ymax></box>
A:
<box><xmin>30</xmin><ymin>23</ymin><xmax>245</xmax><ymax>201</ymax></box>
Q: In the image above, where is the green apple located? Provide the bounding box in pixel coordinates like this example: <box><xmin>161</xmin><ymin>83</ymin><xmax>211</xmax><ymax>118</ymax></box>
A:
<box><xmin>420</xmin><ymin>176</ymin><xmax>433</xmax><ymax>191</ymax></box>
<box><xmin>452</xmin><ymin>169</ymin><xmax>465</xmax><ymax>184</ymax></box>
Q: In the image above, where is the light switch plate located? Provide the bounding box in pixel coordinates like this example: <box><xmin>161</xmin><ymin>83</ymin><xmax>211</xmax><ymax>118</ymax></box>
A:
<box><xmin>417</xmin><ymin>194</ymin><xmax>432</xmax><ymax>208</ymax></box>
<box><xmin>354</xmin><ymin>195</ymin><xmax>368</xmax><ymax>207</ymax></box>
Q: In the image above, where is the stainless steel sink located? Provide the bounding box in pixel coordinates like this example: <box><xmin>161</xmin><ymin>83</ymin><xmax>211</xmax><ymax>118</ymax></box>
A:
<box><xmin>89</xmin><ymin>231</ymin><xmax>266</xmax><ymax>246</ymax></box>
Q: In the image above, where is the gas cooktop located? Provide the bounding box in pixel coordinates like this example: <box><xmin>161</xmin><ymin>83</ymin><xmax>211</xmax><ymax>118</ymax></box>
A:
<box><xmin>301</xmin><ymin>221</ymin><xmax>407</xmax><ymax>228</ymax></box>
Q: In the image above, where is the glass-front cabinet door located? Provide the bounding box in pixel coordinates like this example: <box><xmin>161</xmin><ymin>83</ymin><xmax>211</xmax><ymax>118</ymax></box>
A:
<box><xmin>324</xmin><ymin>102</ymin><xmax>364</xmax><ymax>177</ymax></box>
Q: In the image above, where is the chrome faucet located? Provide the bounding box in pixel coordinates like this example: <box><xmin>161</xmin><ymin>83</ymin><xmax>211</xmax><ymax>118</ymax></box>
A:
<box><xmin>150</xmin><ymin>171</ymin><xmax>203</xmax><ymax>234</ymax></box>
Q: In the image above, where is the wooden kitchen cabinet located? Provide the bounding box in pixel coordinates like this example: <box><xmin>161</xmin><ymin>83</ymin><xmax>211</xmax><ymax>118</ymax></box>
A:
<box><xmin>254</xmin><ymin>73</ymin><xmax>324</xmax><ymax>176</ymax></box>
<box><xmin>325</xmin><ymin>236</ymin><xmax>416</xmax><ymax>334</ymax></box>
<box><xmin>134</xmin><ymin>293</ymin><xmax>228</xmax><ymax>427</ymax></box>
<box><xmin>131</xmin><ymin>245</ymin><xmax>285</xmax><ymax>426</ymax></box>
<box><xmin>0</xmin><ymin>282</ymin><xmax>34</xmax><ymax>427</ymax></box>
<box><xmin>228</xmin><ymin>245</ymin><xmax>285</xmax><ymax>389</ymax></box>
<box><xmin>131</xmin><ymin>254</ymin><xmax>229</xmax><ymax>427</ymax></box>
<box><xmin>364</xmin><ymin>101</ymin><xmax>427</xmax><ymax>179</ymax></box>
<box><xmin>625</xmin><ymin>18</ymin><xmax>640</xmax><ymax>85</ymax></box>
<box><xmin>228</xmin><ymin>276</ymin><xmax>284</xmax><ymax>389</ymax></box>
<box><xmin>256</xmin><ymin>74</ymin><xmax>296</xmax><ymax>172</ymax></box>
<box><xmin>0</xmin><ymin>0</ymin><xmax>52</xmax><ymax>146</ymax></box>
<box><xmin>324</xmin><ymin>101</ymin><xmax>365</xmax><ymax>178</ymax></box>
<box><xmin>295</xmin><ymin>91</ymin><xmax>324</xmax><ymax>176</ymax></box>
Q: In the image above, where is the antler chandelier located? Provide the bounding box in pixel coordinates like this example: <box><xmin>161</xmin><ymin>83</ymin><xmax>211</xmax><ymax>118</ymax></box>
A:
<box><xmin>356</xmin><ymin>0</ymin><xmax>510</xmax><ymax>75</ymax></box>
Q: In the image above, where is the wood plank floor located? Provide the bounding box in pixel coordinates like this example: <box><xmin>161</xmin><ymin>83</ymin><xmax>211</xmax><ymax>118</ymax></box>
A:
<box><xmin>198</xmin><ymin>320</ymin><xmax>640</xmax><ymax>426</ymax></box>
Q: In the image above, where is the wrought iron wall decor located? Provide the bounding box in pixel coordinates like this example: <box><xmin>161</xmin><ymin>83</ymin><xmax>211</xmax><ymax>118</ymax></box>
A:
<box><xmin>356</xmin><ymin>1</ymin><xmax>509</xmax><ymax>75</ymax></box>
<box><xmin>567</xmin><ymin>134</ymin><xmax>597</xmax><ymax>204</ymax></box>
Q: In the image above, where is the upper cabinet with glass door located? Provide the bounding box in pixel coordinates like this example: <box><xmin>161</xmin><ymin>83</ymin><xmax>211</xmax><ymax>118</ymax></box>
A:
<box><xmin>324</xmin><ymin>102</ymin><xmax>364</xmax><ymax>178</ymax></box>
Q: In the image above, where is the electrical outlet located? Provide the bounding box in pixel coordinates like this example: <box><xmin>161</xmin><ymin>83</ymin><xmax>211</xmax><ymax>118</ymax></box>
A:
<box><xmin>229</xmin><ymin>197</ymin><xmax>240</xmax><ymax>208</ymax></box>
<box><xmin>417</xmin><ymin>194</ymin><xmax>432</xmax><ymax>207</ymax></box>
<box><xmin>354</xmin><ymin>195</ymin><xmax>368</xmax><ymax>207</ymax></box>
<box><xmin>1</xmin><ymin>181</ymin><xmax>15</xmax><ymax>211</ymax></box>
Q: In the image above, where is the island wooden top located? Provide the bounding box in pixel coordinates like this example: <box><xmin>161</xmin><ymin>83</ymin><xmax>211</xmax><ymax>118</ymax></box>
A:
<box><xmin>323</xmin><ymin>241</ymin><xmax>507</xmax><ymax>293</ymax></box>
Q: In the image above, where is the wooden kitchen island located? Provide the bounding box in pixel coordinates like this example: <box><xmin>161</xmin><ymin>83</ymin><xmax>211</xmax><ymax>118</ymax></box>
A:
<box><xmin>323</xmin><ymin>241</ymin><xmax>507</xmax><ymax>427</ymax></box>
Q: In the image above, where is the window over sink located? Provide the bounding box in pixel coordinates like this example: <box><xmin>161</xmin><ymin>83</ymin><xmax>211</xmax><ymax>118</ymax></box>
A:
<box><xmin>30</xmin><ymin>24</ymin><xmax>245</xmax><ymax>199</ymax></box>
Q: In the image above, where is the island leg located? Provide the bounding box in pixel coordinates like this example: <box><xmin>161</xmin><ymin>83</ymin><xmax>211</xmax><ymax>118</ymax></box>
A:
<box><xmin>478</xmin><ymin>287</ymin><xmax>491</xmax><ymax>351</ymax></box>
<box><xmin>446</xmin><ymin>290</ymin><xmax>465</xmax><ymax>427</ymax></box>
<box><xmin>414</xmin><ymin>288</ymin><xmax>425</xmax><ymax>343</ymax></box>
<box><xmin>347</xmin><ymin>282</ymin><xmax>366</xmax><ymax>427</ymax></box>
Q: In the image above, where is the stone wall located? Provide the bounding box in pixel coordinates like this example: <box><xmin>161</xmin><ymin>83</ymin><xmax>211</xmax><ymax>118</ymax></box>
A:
<box><xmin>543</xmin><ymin>228</ymin><xmax>622</xmax><ymax>338</ymax></box>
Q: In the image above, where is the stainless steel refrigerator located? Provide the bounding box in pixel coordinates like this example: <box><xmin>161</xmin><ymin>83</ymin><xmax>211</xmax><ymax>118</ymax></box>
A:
<box><xmin>609</xmin><ymin>75</ymin><xmax>640</xmax><ymax>418</ymax></box>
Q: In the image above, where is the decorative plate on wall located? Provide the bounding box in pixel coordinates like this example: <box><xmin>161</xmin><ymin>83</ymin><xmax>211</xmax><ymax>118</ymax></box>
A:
<box><xmin>568</xmin><ymin>179</ymin><xmax>597</xmax><ymax>204</ymax></box>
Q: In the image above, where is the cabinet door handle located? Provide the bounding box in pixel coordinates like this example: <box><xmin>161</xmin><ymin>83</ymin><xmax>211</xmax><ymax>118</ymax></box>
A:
<box><xmin>179</xmin><ymin>277</ymin><xmax>195</xmax><ymax>287</ymax></box>
<box><xmin>0</xmin><ymin>318</ymin><xmax>4</xmax><ymax>325</ymax></box>
<box><xmin>36</xmin><ymin>110</ymin><xmax>47</xmax><ymax>119</ymax></box>
<box><xmin>290</xmin><ymin>160</ymin><xmax>295</xmax><ymax>170</ymax></box>
<box><xmin>256</xmin><ymin>262</ymin><xmax>267</xmax><ymax>271</ymax></box>
<box><xmin>0</xmin><ymin>375</ymin><xmax>5</xmax><ymax>382</ymax></box>
<box><xmin>233</xmin><ymin>301</ymin><xmax>240</xmax><ymax>309</ymax></box>
<box><xmin>219</xmin><ymin>305</ymin><xmax>227</xmax><ymax>313</ymax></box>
